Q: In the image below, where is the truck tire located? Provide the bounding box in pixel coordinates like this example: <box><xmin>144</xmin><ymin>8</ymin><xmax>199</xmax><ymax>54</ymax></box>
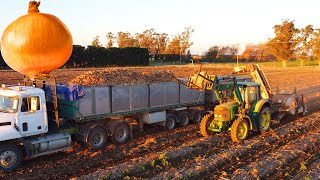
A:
<box><xmin>178</xmin><ymin>111</ymin><xmax>191</xmax><ymax>127</ymax></box>
<box><xmin>112</xmin><ymin>123</ymin><xmax>130</xmax><ymax>144</ymax></box>
<box><xmin>87</xmin><ymin>126</ymin><xmax>108</xmax><ymax>150</ymax></box>
<box><xmin>231</xmin><ymin>118</ymin><xmax>249</xmax><ymax>143</ymax></box>
<box><xmin>0</xmin><ymin>145</ymin><xmax>22</xmax><ymax>172</ymax></box>
<box><xmin>165</xmin><ymin>114</ymin><xmax>177</xmax><ymax>131</ymax></box>
<box><xmin>200</xmin><ymin>114</ymin><xmax>214</xmax><ymax>137</ymax></box>
<box><xmin>191</xmin><ymin>110</ymin><xmax>202</xmax><ymax>124</ymax></box>
<box><xmin>258</xmin><ymin>107</ymin><xmax>271</xmax><ymax>132</ymax></box>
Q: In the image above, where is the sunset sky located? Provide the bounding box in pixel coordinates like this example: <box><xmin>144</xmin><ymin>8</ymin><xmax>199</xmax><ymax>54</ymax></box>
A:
<box><xmin>0</xmin><ymin>0</ymin><xmax>319</xmax><ymax>54</ymax></box>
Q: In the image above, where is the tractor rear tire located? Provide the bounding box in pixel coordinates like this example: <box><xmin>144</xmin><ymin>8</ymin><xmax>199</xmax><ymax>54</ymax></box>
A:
<box><xmin>200</xmin><ymin>114</ymin><xmax>214</xmax><ymax>137</ymax></box>
<box><xmin>258</xmin><ymin>107</ymin><xmax>271</xmax><ymax>132</ymax></box>
<box><xmin>231</xmin><ymin>118</ymin><xmax>249</xmax><ymax>143</ymax></box>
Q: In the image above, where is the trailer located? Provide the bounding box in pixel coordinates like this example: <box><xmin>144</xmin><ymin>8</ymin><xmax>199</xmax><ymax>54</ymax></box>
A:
<box><xmin>0</xmin><ymin>76</ymin><xmax>212</xmax><ymax>172</ymax></box>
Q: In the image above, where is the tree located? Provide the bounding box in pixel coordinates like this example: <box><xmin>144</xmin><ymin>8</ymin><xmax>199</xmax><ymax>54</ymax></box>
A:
<box><xmin>180</xmin><ymin>26</ymin><xmax>195</xmax><ymax>55</ymax></box>
<box><xmin>296</xmin><ymin>25</ymin><xmax>314</xmax><ymax>67</ymax></box>
<box><xmin>310</xmin><ymin>28</ymin><xmax>320</xmax><ymax>66</ymax></box>
<box><xmin>91</xmin><ymin>36</ymin><xmax>102</xmax><ymax>47</ymax></box>
<box><xmin>267</xmin><ymin>19</ymin><xmax>299</xmax><ymax>67</ymax></box>
<box><xmin>205</xmin><ymin>46</ymin><xmax>219</xmax><ymax>61</ymax></box>
<box><xmin>106</xmin><ymin>32</ymin><xmax>115</xmax><ymax>48</ymax></box>
<box><xmin>117</xmin><ymin>32</ymin><xmax>137</xmax><ymax>48</ymax></box>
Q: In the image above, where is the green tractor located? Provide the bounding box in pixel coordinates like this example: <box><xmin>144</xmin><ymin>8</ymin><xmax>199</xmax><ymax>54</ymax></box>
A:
<box><xmin>178</xmin><ymin>61</ymin><xmax>305</xmax><ymax>143</ymax></box>
<box><xmin>197</xmin><ymin>76</ymin><xmax>271</xmax><ymax>142</ymax></box>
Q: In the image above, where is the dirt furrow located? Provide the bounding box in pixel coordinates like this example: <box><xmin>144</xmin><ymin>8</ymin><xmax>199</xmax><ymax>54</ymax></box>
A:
<box><xmin>147</xmin><ymin>113</ymin><xmax>320</xmax><ymax>179</ymax></box>
<box><xmin>77</xmin><ymin>113</ymin><xmax>320</xmax><ymax>180</ymax></box>
<box><xmin>0</xmin><ymin>124</ymin><xmax>202</xmax><ymax>179</ymax></box>
<box><xmin>231</xmin><ymin>130</ymin><xmax>320</xmax><ymax>179</ymax></box>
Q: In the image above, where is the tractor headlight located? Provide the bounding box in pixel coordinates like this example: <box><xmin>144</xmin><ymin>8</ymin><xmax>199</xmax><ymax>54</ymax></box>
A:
<box><xmin>214</xmin><ymin>114</ymin><xmax>226</xmax><ymax>118</ymax></box>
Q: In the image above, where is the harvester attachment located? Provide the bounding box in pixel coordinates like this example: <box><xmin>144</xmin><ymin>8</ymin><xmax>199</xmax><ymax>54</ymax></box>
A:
<box><xmin>175</xmin><ymin>59</ymin><xmax>215</xmax><ymax>91</ymax></box>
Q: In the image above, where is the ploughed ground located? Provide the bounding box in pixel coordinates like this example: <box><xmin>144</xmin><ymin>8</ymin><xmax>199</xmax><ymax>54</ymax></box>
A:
<box><xmin>0</xmin><ymin>64</ymin><xmax>320</xmax><ymax>179</ymax></box>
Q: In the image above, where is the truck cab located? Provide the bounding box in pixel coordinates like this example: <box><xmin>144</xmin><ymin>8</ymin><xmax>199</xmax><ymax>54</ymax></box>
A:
<box><xmin>0</xmin><ymin>85</ymin><xmax>48</xmax><ymax>142</ymax></box>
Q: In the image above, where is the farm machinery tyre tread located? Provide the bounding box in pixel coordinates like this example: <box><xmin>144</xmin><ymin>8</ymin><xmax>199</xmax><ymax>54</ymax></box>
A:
<box><xmin>258</xmin><ymin>107</ymin><xmax>271</xmax><ymax>132</ymax></box>
<box><xmin>200</xmin><ymin>114</ymin><xmax>214</xmax><ymax>137</ymax></box>
<box><xmin>231</xmin><ymin>118</ymin><xmax>249</xmax><ymax>143</ymax></box>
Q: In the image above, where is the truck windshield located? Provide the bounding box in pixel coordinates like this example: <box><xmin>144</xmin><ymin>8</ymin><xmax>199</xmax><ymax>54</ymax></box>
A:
<box><xmin>0</xmin><ymin>95</ymin><xmax>19</xmax><ymax>113</ymax></box>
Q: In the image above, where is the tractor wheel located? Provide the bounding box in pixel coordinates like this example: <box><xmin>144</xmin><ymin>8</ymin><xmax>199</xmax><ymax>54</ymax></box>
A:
<box><xmin>0</xmin><ymin>145</ymin><xmax>22</xmax><ymax>172</ymax></box>
<box><xmin>86</xmin><ymin>126</ymin><xmax>108</xmax><ymax>150</ymax></box>
<box><xmin>200</xmin><ymin>114</ymin><xmax>214</xmax><ymax>137</ymax></box>
<box><xmin>112</xmin><ymin>123</ymin><xmax>130</xmax><ymax>144</ymax></box>
<box><xmin>231</xmin><ymin>118</ymin><xmax>249</xmax><ymax>143</ymax></box>
<box><xmin>258</xmin><ymin>107</ymin><xmax>271</xmax><ymax>132</ymax></box>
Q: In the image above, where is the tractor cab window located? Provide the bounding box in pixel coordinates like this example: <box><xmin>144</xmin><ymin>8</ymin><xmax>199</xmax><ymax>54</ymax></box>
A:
<box><xmin>247</xmin><ymin>86</ymin><xmax>258</xmax><ymax>104</ymax></box>
<box><xmin>21</xmin><ymin>96</ymin><xmax>40</xmax><ymax>112</ymax></box>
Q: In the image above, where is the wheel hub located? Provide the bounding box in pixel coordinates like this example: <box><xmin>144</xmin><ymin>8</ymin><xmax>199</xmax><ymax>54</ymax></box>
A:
<box><xmin>0</xmin><ymin>151</ymin><xmax>17</xmax><ymax>168</ymax></box>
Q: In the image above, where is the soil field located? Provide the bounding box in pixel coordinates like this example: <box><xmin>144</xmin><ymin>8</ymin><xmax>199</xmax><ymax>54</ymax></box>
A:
<box><xmin>0</xmin><ymin>64</ymin><xmax>320</xmax><ymax>179</ymax></box>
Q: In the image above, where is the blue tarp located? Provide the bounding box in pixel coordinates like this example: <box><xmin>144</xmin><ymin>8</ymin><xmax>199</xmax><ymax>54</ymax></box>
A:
<box><xmin>44</xmin><ymin>84</ymin><xmax>85</xmax><ymax>101</ymax></box>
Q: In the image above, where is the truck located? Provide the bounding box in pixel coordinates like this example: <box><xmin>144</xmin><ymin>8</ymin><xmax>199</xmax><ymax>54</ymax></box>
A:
<box><xmin>0</xmin><ymin>74</ymin><xmax>214</xmax><ymax>172</ymax></box>
<box><xmin>178</xmin><ymin>61</ymin><xmax>307</xmax><ymax>142</ymax></box>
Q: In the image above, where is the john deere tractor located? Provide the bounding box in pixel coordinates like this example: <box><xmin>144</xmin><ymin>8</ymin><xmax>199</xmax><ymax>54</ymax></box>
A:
<box><xmin>178</xmin><ymin>61</ymin><xmax>306</xmax><ymax>142</ymax></box>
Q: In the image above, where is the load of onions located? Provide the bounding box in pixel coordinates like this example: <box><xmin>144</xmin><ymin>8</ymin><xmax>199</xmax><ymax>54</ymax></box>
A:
<box><xmin>0</xmin><ymin>1</ymin><xmax>73</xmax><ymax>78</ymax></box>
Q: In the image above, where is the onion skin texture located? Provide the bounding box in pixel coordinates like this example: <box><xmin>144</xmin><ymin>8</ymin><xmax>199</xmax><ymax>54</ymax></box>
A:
<box><xmin>1</xmin><ymin>12</ymin><xmax>73</xmax><ymax>78</ymax></box>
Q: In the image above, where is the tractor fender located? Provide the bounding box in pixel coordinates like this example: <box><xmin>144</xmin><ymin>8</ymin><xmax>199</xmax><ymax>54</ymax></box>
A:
<box><xmin>254</xmin><ymin>99</ymin><xmax>271</xmax><ymax>113</ymax></box>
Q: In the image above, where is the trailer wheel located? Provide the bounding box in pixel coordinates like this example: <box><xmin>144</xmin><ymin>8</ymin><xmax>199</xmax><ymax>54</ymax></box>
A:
<box><xmin>0</xmin><ymin>145</ymin><xmax>22</xmax><ymax>172</ymax></box>
<box><xmin>112</xmin><ymin>123</ymin><xmax>130</xmax><ymax>144</ymax></box>
<box><xmin>231</xmin><ymin>118</ymin><xmax>249</xmax><ymax>143</ymax></box>
<box><xmin>178</xmin><ymin>111</ymin><xmax>191</xmax><ymax>127</ymax></box>
<box><xmin>87</xmin><ymin>126</ymin><xmax>108</xmax><ymax>150</ymax></box>
<box><xmin>200</xmin><ymin>114</ymin><xmax>215</xmax><ymax>137</ymax></box>
<box><xmin>191</xmin><ymin>110</ymin><xmax>202</xmax><ymax>123</ymax></box>
<box><xmin>258</xmin><ymin>107</ymin><xmax>271</xmax><ymax>132</ymax></box>
<box><xmin>165</xmin><ymin>114</ymin><xmax>177</xmax><ymax>131</ymax></box>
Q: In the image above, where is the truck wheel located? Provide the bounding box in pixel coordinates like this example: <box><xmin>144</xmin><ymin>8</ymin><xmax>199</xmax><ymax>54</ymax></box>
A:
<box><xmin>0</xmin><ymin>145</ymin><xmax>22</xmax><ymax>172</ymax></box>
<box><xmin>87</xmin><ymin>126</ymin><xmax>108</xmax><ymax>150</ymax></box>
<box><xmin>178</xmin><ymin>111</ymin><xmax>191</xmax><ymax>127</ymax></box>
<box><xmin>200</xmin><ymin>114</ymin><xmax>214</xmax><ymax>137</ymax></box>
<box><xmin>191</xmin><ymin>110</ymin><xmax>202</xmax><ymax>124</ymax></box>
<box><xmin>258</xmin><ymin>107</ymin><xmax>271</xmax><ymax>132</ymax></box>
<box><xmin>165</xmin><ymin>114</ymin><xmax>177</xmax><ymax>131</ymax></box>
<box><xmin>231</xmin><ymin>118</ymin><xmax>249</xmax><ymax>143</ymax></box>
<box><xmin>112</xmin><ymin>123</ymin><xmax>130</xmax><ymax>144</ymax></box>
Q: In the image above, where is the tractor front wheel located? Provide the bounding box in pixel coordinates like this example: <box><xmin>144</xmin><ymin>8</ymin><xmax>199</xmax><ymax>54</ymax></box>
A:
<box><xmin>231</xmin><ymin>118</ymin><xmax>249</xmax><ymax>143</ymax></box>
<box><xmin>200</xmin><ymin>114</ymin><xmax>215</xmax><ymax>137</ymax></box>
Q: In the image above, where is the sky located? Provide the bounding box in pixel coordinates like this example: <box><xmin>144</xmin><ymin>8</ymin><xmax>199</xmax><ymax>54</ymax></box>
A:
<box><xmin>0</xmin><ymin>0</ymin><xmax>319</xmax><ymax>55</ymax></box>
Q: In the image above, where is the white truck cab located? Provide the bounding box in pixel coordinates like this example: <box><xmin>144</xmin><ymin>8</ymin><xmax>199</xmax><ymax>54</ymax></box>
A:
<box><xmin>0</xmin><ymin>85</ymin><xmax>48</xmax><ymax>141</ymax></box>
<box><xmin>0</xmin><ymin>85</ymin><xmax>71</xmax><ymax>172</ymax></box>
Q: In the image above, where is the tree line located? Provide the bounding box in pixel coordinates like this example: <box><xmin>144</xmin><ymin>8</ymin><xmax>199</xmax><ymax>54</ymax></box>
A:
<box><xmin>0</xmin><ymin>46</ymin><xmax>150</xmax><ymax>69</ymax></box>
<box><xmin>92</xmin><ymin>26</ymin><xmax>194</xmax><ymax>62</ymax></box>
<box><xmin>204</xmin><ymin>19</ymin><xmax>320</xmax><ymax>67</ymax></box>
